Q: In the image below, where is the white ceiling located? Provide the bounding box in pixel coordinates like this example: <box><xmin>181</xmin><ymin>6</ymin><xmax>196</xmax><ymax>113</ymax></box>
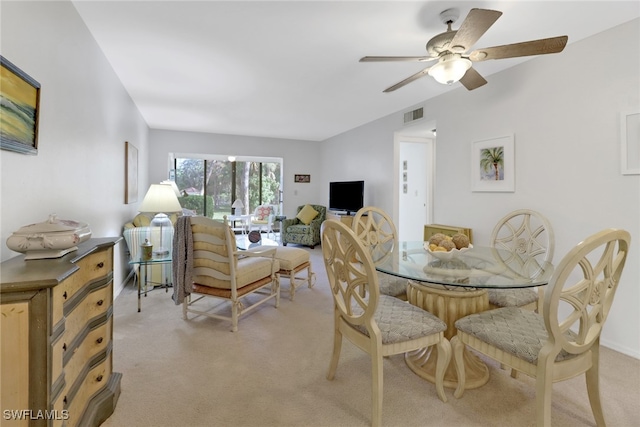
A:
<box><xmin>72</xmin><ymin>1</ymin><xmax>639</xmax><ymax>142</ymax></box>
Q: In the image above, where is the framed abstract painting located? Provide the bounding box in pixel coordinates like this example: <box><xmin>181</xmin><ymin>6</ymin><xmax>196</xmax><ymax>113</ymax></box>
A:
<box><xmin>0</xmin><ymin>56</ymin><xmax>40</xmax><ymax>155</ymax></box>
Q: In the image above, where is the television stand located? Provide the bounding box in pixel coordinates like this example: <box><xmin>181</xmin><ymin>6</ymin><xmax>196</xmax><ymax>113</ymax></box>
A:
<box><xmin>326</xmin><ymin>211</ymin><xmax>354</xmax><ymax>227</ymax></box>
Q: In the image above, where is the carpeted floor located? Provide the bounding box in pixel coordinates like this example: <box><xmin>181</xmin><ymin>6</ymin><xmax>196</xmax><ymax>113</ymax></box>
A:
<box><xmin>103</xmin><ymin>245</ymin><xmax>640</xmax><ymax>427</ymax></box>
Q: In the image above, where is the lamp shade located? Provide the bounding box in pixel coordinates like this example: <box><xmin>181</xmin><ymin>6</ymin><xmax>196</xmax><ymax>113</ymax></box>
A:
<box><xmin>232</xmin><ymin>199</ymin><xmax>244</xmax><ymax>215</ymax></box>
<box><xmin>160</xmin><ymin>180</ymin><xmax>181</xmax><ymax>198</ymax></box>
<box><xmin>139</xmin><ymin>184</ymin><xmax>182</xmax><ymax>214</ymax></box>
<box><xmin>428</xmin><ymin>54</ymin><xmax>472</xmax><ymax>85</ymax></box>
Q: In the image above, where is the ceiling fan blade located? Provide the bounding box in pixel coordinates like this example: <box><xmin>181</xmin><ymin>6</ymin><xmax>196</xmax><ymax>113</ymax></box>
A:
<box><xmin>468</xmin><ymin>36</ymin><xmax>568</xmax><ymax>61</ymax></box>
<box><xmin>383</xmin><ymin>67</ymin><xmax>432</xmax><ymax>93</ymax></box>
<box><xmin>449</xmin><ymin>8</ymin><xmax>502</xmax><ymax>53</ymax></box>
<box><xmin>459</xmin><ymin>67</ymin><xmax>487</xmax><ymax>91</ymax></box>
<box><xmin>360</xmin><ymin>56</ymin><xmax>434</xmax><ymax>63</ymax></box>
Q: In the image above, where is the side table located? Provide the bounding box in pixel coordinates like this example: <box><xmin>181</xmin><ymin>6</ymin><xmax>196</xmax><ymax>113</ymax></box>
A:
<box><xmin>130</xmin><ymin>255</ymin><xmax>172</xmax><ymax>312</ymax></box>
<box><xmin>228</xmin><ymin>214</ymin><xmax>252</xmax><ymax>234</ymax></box>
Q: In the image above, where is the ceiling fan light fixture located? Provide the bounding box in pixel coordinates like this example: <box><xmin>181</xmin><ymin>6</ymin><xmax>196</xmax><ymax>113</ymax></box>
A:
<box><xmin>428</xmin><ymin>55</ymin><xmax>472</xmax><ymax>85</ymax></box>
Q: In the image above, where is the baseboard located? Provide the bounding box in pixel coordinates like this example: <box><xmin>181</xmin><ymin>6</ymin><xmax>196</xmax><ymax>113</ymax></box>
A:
<box><xmin>114</xmin><ymin>270</ymin><xmax>135</xmax><ymax>299</ymax></box>
<box><xmin>602</xmin><ymin>339</ymin><xmax>640</xmax><ymax>360</ymax></box>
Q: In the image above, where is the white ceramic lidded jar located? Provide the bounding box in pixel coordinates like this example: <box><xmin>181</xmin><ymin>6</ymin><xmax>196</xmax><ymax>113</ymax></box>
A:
<box><xmin>6</xmin><ymin>214</ymin><xmax>92</xmax><ymax>260</ymax></box>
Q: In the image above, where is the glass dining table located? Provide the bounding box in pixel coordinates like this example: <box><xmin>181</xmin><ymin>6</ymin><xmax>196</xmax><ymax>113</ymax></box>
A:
<box><xmin>375</xmin><ymin>241</ymin><xmax>554</xmax><ymax>391</ymax></box>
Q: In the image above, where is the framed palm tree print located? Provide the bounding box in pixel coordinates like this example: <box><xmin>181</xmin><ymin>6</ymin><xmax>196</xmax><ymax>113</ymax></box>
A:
<box><xmin>471</xmin><ymin>135</ymin><xmax>515</xmax><ymax>192</ymax></box>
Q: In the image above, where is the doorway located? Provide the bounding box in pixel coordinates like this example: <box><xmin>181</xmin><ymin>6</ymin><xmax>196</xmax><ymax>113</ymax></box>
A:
<box><xmin>394</xmin><ymin>133</ymin><xmax>435</xmax><ymax>241</ymax></box>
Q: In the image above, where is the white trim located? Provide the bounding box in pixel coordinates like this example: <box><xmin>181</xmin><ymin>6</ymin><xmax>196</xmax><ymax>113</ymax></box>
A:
<box><xmin>620</xmin><ymin>110</ymin><xmax>640</xmax><ymax>175</ymax></box>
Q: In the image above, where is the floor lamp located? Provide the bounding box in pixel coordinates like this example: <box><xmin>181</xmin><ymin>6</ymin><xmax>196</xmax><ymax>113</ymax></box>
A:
<box><xmin>139</xmin><ymin>184</ymin><xmax>182</xmax><ymax>257</ymax></box>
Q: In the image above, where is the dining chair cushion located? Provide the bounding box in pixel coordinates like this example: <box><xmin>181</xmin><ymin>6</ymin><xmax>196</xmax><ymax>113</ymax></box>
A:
<box><xmin>455</xmin><ymin>307</ymin><xmax>578</xmax><ymax>364</ymax></box>
<box><xmin>487</xmin><ymin>288</ymin><xmax>538</xmax><ymax>307</ymax></box>
<box><xmin>378</xmin><ymin>273</ymin><xmax>408</xmax><ymax>299</ymax></box>
<box><xmin>351</xmin><ymin>295</ymin><xmax>447</xmax><ymax>344</ymax></box>
<box><xmin>296</xmin><ymin>204</ymin><xmax>319</xmax><ymax>225</ymax></box>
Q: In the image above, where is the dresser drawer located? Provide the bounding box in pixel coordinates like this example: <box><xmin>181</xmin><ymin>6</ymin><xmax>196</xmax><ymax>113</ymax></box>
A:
<box><xmin>64</xmin><ymin>283</ymin><xmax>112</xmax><ymax>347</ymax></box>
<box><xmin>65</xmin><ymin>357</ymin><xmax>112</xmax><ymax>427</ymax></box>
<box><xmin>64</xmin><ymin>319</ymin><xmax>111</xmax><ymax>393</ymax></box>
<box><xmin>52</xmin><ymin>248</ymin><xmax>112</xmax><ymax>326</ymax></box>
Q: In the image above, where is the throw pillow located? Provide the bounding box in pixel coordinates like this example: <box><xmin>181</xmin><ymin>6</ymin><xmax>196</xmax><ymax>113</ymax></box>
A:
<box><xmin>296</xmin><ymin>204</ymin><xmax>319</xmax><ymax>225</ymax></box>
<box><xmin>255</xmin><ymin>205</ymin><xmax>272</xmax><ymax>221</ymax></box>
<box><xmin>132</xmin><ymin>213</ymin><xmax>152</xmax><ymax>227</ymax></box>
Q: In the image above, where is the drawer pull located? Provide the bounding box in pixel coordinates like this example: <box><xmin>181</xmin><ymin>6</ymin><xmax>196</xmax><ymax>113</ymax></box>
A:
<box><xmin>96</xmin><ymin>337</ymin><xmax>103</xmax><ymax>344</ymax></box>
<box><xmin>96</xmin><ymin>374</ymin><xmax>103</xmax><ymax>382</ymax></box>
<box><xmin>63</xmin><ymin>291</ymin><xmax>67</xmax><ymax>300</ymax></box>
<box><xmin>97</xmin><ymin>299</ymin><xmax>104</xmax><ymax>306</ymax></box>
<box><xmin>62</xmin><ymin>343</ymin><xmax>67</xmax><ymax>351</ymax></box>
<box><xmin>97</xmin><ymin>262</ymin><xmax>104</xmax><ymax>269</ymax></box>
<box><xmin>63</xmin><ymin>396</ymin><xmax>67</xmax><ymax>405</ymax></box>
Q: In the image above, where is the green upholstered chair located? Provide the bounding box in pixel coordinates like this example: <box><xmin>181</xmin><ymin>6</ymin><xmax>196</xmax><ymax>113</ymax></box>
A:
<box><xmin>282</xmin><ymin>204</ymin><xmax>326</xmax><ymax>249</ymax></box>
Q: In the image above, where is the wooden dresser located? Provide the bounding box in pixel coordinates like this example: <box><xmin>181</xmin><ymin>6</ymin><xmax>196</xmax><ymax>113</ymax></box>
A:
<box><xmin>1</xmin><ymin>238</ymin><xmax>121</xmax><ymax>427</ymax></box>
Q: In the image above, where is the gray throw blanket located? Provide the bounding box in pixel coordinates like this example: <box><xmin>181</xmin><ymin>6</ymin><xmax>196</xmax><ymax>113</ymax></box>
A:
<box><xmin>172</xmin><ymin>215</ymin><xmax>193</xmax><ymax>304</ymax></box>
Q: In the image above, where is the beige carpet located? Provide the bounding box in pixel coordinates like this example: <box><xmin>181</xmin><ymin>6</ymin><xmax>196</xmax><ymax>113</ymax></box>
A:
<box><xmin>104</xmin><ymin>246</ymin><xmax>640</xmax><ymax>427</ymax></box>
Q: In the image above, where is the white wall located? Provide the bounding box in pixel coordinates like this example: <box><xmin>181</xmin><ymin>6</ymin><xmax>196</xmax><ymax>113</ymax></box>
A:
<box><xmin>321</xmin><ymin>19</ymin><xmax>640</xmax><ymax>357</ymax></box>
<box><xmin>2</xmin><ymin>2</ymin><xmax>636</xmax><ymax>357</ymax></box>
<box><xmin>148</xmin><ymin>129</ymin><xmax>323</xmax><ymax>219</ymax></box>
<box><xmin>0</xmin><ymin>1</ymin><xmax>150</xmax><ymax>293</ymax></box>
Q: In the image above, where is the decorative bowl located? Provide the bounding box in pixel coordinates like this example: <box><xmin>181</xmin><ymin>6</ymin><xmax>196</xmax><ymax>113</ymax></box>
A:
<box><xmin>424</xmin><ymin>243</ymin><xmax>473</xmax><ymax>260</ymax></box>
<box><xmin>6</xmin><ymin>214</ymin><xmax>92</xmax><ymax>260</ymax></box>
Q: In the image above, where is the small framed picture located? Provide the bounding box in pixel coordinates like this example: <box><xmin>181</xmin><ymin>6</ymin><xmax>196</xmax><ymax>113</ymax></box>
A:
<box><xmin>294</xmin><ymin>174</ymin><xmax>310</xmax><ymax>183</ymax></box>
<box><xmin>471</xmin><ymin>135</ymin><xmax>515</xmax><ymax>192</ymax></box>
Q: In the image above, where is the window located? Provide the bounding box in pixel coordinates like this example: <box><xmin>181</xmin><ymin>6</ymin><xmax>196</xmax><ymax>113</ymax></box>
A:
<box><xmin>173</xmin><ymin>155</ymin><xmax>282</xmax><ymax>218</ymax></box>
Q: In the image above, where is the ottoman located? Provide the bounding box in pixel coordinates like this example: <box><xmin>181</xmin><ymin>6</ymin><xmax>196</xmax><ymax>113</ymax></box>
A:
<box><xmin>274</xmin><ymin>246</ymin><xmax>314</xmax><ymax>300</ymax></box>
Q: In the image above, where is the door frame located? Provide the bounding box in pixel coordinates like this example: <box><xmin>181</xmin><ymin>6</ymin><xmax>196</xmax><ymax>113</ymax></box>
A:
<box><xmin>393</xmin><ymin>133</ymin><xmax>435</xmax><ymax>241</ymax></box>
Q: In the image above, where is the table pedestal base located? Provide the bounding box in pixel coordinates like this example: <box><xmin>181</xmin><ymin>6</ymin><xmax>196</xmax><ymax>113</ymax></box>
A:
<box><xmin>405</xmin><ymin>346</ymin><xmax>489</xmax><ymax>390</ymax></box>
<box><xmin>406</xmin><ymin>280</ymin><xmax>490</xmax><ymax>390</ymax></box>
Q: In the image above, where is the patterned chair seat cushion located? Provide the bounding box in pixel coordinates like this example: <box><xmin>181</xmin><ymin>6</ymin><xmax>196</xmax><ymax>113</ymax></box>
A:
<box><xmin>487</xmin><ymin>288</ymin><xmax>538</xmax><ymax>307</ymax></box>
<box><xmin>455</xmin><ymin>307</ymin><xmax>578</xmax><ymax>364</ymax></box>
<box><xmin>352</xmin><ymin>295</ymin><xmax>446</xmax><ymax>344</ymax></box>
<box><xmin>378</xmin><ymin>273</ymin><xmax>407</xmax><ymax>299</ymax></box>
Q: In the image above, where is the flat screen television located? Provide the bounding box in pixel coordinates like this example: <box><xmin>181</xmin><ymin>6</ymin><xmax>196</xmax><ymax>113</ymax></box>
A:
<box><xmin>329</xmin><ymin>180</ymin><xmax>364</xmax><ymax>215</ymax></box>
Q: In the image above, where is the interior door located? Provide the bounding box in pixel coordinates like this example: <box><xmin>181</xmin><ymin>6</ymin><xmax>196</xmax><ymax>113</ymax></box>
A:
<box><xmin>396</xmin><ymin>136</ymin><xmax>434</xmax><ymax>241</ymax></box>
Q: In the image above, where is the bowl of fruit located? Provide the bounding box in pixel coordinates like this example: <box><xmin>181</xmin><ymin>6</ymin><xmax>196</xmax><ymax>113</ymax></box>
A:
<box><xmin>424</xmin><ymin>232</ymin><xmax>472</xmax><ymax>260</ymax></box>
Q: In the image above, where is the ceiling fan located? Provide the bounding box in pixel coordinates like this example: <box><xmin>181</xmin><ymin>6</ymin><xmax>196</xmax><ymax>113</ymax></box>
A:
<box><xmin>360</xmin><ymin>8</ymin><xmax>568</xmax><ymax>92</ymax></box>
